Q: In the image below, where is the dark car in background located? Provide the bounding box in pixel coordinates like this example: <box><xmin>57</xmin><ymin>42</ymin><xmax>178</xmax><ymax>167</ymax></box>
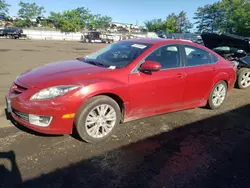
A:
<box><xmin>0</xmin><ymin>27</ymin><xmax>24</xmax><ymax>39</ymax></box>
<box><xmin>82</xmin><ymin>31</ymin><xmax>114</xmax><ymax>43</ymax></box>
<box><xmin>201</xmin><ymin>33</ymin><xmax>250</xmax><ymax>89</ymax></box>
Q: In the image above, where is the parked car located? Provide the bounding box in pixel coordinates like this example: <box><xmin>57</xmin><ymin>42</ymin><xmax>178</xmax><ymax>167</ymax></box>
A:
<box><xmin>0</xmin><ymin>28</ymin><xmax>4</xmax><ymax>36</ymax></box>
<box><xmin>6</xmin><ymin>38</ymin><xmax>237</xmax><ymax>143</ymax></box>
<box><xmin>82</xmin><ymin>31</ymin><xmax>114</xmax><ymax>43</ymax></box>
<box><xmin>201</xmin><ymin>33</ymin><xmax>250</xmax><ymax>89</ymax></box>
<box><xmin>0</xmin><ymin>27</ymin><xmax>24</xmax><ymax>39</ymax></box>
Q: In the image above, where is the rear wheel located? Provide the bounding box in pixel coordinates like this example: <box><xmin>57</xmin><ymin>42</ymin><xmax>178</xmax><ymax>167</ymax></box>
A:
<box><xmin>236</xmin><ymin>68</ymin><xmax>250</xmax><ymax>89</ymax></box>
<box><xmin>74</xmin><ymin>95</ymin><xmax>121</xmax><ymax>143</ymax></box>
<box><xmin>207</xmin><ymin>81</ymin><xmax>228</xmax><ymax>109</ymax></box>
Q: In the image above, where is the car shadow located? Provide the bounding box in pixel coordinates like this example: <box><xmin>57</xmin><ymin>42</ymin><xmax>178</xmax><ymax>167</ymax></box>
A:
<box><xmin>5</xmin><ymin>104</ymin><xmax>249</xmax><ymax>188</ymax></box>
<box><xmin>0</xmin><ymin>151</ymin><xmax>22</xmax><ymax>188</ymax></box>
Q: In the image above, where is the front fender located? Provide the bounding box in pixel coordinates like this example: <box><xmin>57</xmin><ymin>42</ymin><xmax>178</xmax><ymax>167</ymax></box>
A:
<box><xmin>78</xmin><ymin>78</ymin><xmax>129</xmax><ymax>103</ymax></box>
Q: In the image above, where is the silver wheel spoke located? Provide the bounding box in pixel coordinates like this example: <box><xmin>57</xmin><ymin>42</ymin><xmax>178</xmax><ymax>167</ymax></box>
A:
<box><xmin>88</xmin><ymin>125</ymin><xmax>97</xmax><ymax>134</ymax></box>
<box><xmin>94</xmin><ymin>125</ymin><xmax>100</xmax><ymax>137</ymax></box>
<box><xmin>241</xmin><ymin>72</ymin><xmax>250</xmax><ymax>87</ymax></box>
<box><xmin>102</xmin><ymin>124</ymin><xmax>109</xmax><ymax>133</ymax></box>
<box><xmin>85</xmin><ymin>104</ymin><xmax>117</xmax><ymax>138</ymax></box>
<box><xmin>212</xmin><ymin>84</ymin><xmax>226</xmax><ymax>107</ymax></box>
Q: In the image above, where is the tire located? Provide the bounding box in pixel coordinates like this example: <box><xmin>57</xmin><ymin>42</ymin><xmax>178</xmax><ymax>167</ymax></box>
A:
<box><xmin>74</xmin><ymin>95</ymin><xmax>121</xmax><ymax>143</ymax></box>
<box><xmin>236</xmin><ymin>68</ymin><xmax>250</xmax><ymax>89</ymax></box>
<box><xmin>206</xmin><ymin>81</ymin><xmax>228</xmax><ymax>109</ymax></box>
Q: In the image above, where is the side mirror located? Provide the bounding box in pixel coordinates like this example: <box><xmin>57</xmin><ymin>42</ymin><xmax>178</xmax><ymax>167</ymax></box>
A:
<box><xmin>138</xmin><ymin>61</ymin><xmax>161</xmax><ymax>72</ymax></box>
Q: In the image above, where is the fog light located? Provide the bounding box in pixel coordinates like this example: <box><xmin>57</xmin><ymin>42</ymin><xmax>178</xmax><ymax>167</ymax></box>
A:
<box><xmin>28</xmin><ymin>114</ymin><xmax>52</xmax><ymax>127</ymax></box>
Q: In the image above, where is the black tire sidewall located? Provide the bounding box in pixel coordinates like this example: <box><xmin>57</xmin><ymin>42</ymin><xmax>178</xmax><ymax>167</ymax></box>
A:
<box><xmin>237</xmin><ymin>68</ymin><xmax>250</xmax><ymax>89</ymax></box>
<box><xmin>208</xmin><ymin>81</ymin><xmax>228</xmax><ymax>109</ymax></box>
<box><xmin>75</xmin><ymin>96</ymin><xmax>121</xmax><ymax>143</ymax></box>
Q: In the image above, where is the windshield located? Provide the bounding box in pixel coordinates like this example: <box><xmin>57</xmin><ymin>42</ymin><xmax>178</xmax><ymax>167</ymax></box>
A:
<box><xmin>82</xmin><ymin>41</ymin><xmax>153</xmax><ymax>69</ymax></box>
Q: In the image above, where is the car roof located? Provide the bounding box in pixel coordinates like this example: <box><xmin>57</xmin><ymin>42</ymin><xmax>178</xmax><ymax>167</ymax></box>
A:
<box><xmin>125</xmin><ymin>38</ymin><xmax>195</xmax><ymax>45</ymax></box>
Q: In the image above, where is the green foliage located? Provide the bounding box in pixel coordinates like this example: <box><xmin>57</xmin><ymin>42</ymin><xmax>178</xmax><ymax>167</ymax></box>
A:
<box><xmin>13</xmin><ymin>19</ymin><xmax>32</xmax><ymax>28</ymax></box>
<box><xmin>144</xmin><ymin>19</ymin><xmax>165</xmax><ymax>32</ymax></box>
<box><xmin>144</xmin><ymin>12</ymin><xmax>192</xmax><ymax>33</ymax></box>
<box><xmin>165</xmin><ymin>14</ymin><xmax>178</xmax><ymax>33</ymax></box>
<box><xmin>176</xmin><ymin>11</ymin><xmax>193</xmax><ymax>33</ymax></box>
<box><xmin>48</xmin><ymin>7</ymin><xmax>112</xmax><ymax>32</ymax></box>
<box><xmin>0</xmin><ymin>0</ymin><xmax>10</xmax><ymax>16</ymax></box>
<box><xmin>18</xmin><ymin>1</ymin><xmax>45</xmax><ymax>20</ymax></box>
<box><xmin>193</xmin><ymin>0</ymin><xmax>250</xmax><ymax>36</ymax></box>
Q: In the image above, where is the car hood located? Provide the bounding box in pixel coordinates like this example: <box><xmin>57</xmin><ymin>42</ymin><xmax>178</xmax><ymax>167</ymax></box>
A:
<box><xmin>201</xmin><ymin>33</ymin><xmax>250</xmax><ymax>53</ymax></box>
<box><xmin>17</xmin><ymin>60</ymin><xmax>109</xmax><ymax>88</ymax></box>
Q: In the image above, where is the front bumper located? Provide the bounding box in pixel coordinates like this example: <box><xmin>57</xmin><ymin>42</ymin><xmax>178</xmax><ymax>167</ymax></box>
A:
<box><xmin>6</xmin><ymin>80</ymin><xmax>84</xmax><ymax>135</ymax></box>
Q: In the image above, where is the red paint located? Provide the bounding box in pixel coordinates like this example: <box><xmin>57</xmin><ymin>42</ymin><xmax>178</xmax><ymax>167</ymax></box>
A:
<box><xmin>138</xmin><ymin>61</ymin><xmax>161</xmax><ymax>72</ymax></box>
<box><xmin>7</xmin><ymin>39</ymin><xmax>236</xmax><ymax>135</ymax></box>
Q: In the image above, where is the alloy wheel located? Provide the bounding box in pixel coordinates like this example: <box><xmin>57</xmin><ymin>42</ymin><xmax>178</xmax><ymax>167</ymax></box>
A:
<box><xmin>240</xmin><ymin>71</ymin><xmax>250</xmax><ymax>88</ymax></box>
<box><xmin>212</xmin><ymin>83</ymin><xmax>227</xmax><ymax>107</ymax></box>
<box><xmin>85</xmin><ymin>104</ymin><xmax>117</xmax><ymax>138</ymax></box>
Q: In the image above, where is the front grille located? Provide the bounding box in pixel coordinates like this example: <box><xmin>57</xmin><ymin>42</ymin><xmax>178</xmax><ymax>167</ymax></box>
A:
<box><xmin>12</xmin><ymin>108</ymin><xmax>29</xmax><ymax>122</ymax></box>
<box><xmin>11</xmin><ymin>82</ymin><xmax>28</xmax><ymax>95</ymax></box>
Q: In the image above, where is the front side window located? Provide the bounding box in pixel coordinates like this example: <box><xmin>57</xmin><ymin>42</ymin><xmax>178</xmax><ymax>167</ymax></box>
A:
<box><xmin>184</xmin><ymin>46</ymin><xmax>212</xmax><ymax>66</ymax></box>
<box><xmin>145</xmin><ymin>45</ymin><xmax>181</xmax><ymax>69</ymax></box>
<box><xmin>82</xmin><ymin>41</ymin><xmax>153</xmax><ymax>69</ymax></box>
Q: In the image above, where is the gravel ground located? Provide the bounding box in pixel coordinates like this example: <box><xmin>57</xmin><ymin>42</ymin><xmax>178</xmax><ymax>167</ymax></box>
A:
<box><xmin>0</xmin><ymin>39</ymin><xmax>250</xmax><ymax>188</ymax></box>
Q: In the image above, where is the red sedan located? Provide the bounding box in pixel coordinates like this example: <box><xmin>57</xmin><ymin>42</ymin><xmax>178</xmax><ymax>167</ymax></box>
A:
<box><xmin>6</xmin><ymin>38</ymin><xmax>237</xmax><ymax>143</ymax></box>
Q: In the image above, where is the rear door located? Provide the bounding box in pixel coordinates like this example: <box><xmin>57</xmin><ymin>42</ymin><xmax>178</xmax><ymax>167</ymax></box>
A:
<box><xmin>181</xmin><ymin>45</ymin><xmax>218</xmax><ymax>104</ymax></box>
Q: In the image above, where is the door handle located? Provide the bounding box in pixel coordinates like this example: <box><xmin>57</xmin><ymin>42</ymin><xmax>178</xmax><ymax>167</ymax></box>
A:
<box><xmin>177</xmin><ymin>73</ymin><xmax>186</xmax><ymax>78</ymax></box>
<box><xmin>212</xmin><ymin>67</ymin><xmax>217</xmax><ymax>72</ymax></box>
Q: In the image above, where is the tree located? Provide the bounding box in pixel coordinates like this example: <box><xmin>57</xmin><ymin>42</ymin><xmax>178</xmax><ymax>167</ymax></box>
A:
<box><xmin>13</xmin><ymin>19</ymin><xmax>32</xmax><ymax>28</ymax></box>
<box><xmin>49</xmin><ymin>9</ymin><xmax>81</xmax><ymax>32</ymax></box>
<box><xmin>144</xmin><ymin>19</ymin><xmax>166</xmax><ymax>32</ymax></box>
<box><xmin>18</xmin><ymin>1</ymin><xmax>45</xmax><ymax>20</ymax></box>
<box><xmin>193</xmin><ymin>0</ymin><xmax>250</xmax><ymax>35</ymax></box>
<box><xmin>0</xmin><ymin>0</ymin><xmax>10</xmax><ymax>16</ymax></box>
<box><xmin>48</xmin><ymin>7</ymin><xmax>111</xmax><ymax>32</ymax></box>
<box><xmin>144</xmin><ymin>12</ymin><xmax>192</xmax><ymax>33</ymax></box>
<box><xmin>193</xmin><ymin>3</ymin><xmax>222</xmax><ymax>33</ymax></box>
<box><xmin>88</xmin><ymin>14</ymin><xmax>112</xmax><ymax>30</ymax></box>
<box><xmin>219</xmin><ymin>0</ymin><xmax>250</xmax><ymax>34</ymax></box>
<box><xmin>165</xmin><ymin>14</ymin><xmax>178</xmax><ymax>33</ymax></box>
<box><xmin>176</xmin><ymin>11</ymin><xmax>192</xmax><ymax>33</ymax></box>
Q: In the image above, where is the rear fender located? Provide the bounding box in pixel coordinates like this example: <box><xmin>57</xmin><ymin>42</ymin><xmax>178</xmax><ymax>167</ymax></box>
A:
<box><xmin>205</xmin><ymin>72</ymin><xmax>230</xmax><ymax>99</ymax></box>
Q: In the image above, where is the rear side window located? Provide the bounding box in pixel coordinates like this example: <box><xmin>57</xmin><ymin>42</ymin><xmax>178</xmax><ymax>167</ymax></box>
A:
<box><xmin>184</xmin><ymin>46</ymin><xmax>213</xmax><ymax>67</ymax></box>
<box><xmin>210</xmin><ymin>54</ymin><xmax>218</xmax><ymax>63</ymax></box>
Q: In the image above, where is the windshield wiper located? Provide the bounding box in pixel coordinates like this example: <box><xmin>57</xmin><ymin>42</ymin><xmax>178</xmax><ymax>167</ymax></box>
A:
<box><xmin>83</xmin><ymin>59</ymin><xmax>108</xmax><ymax>68</ymax></box>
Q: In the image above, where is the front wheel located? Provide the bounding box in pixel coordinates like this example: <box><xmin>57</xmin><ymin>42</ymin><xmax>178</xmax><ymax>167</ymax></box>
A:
<box><xmin>74</xmin><ymin>95</ymin><xmax>121</xmax><ymax>143</ymax></box>
<box><xmin>207</xmin><ymin>81</ymin><xmax>228</xmax><ymax>109</ymax></box>
<box><xmin>236</xmin><ymin>68</ymin><xmax>250</xmax><ymax>89</ymax></box>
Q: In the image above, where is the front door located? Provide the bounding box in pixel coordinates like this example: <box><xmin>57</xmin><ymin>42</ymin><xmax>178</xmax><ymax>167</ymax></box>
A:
<box><xmin>128</xmin><ymin>45</ymin><xmax>186</xmax><ymax>118</ymax></box>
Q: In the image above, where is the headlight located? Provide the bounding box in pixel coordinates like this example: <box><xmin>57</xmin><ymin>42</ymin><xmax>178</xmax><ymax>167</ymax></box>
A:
<box><xmin>30</xmin><ymin>85</ymin><xmax>80</xmax><ymax>101</ymax></box>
